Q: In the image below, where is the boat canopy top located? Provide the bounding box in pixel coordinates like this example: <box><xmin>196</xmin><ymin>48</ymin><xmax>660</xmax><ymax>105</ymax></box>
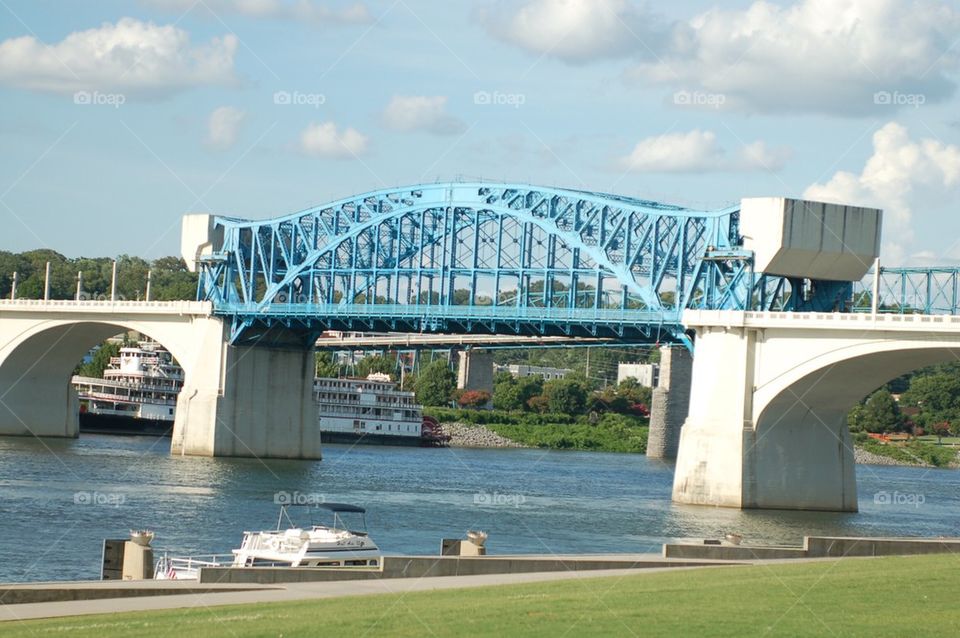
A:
<box><xmin>283</xmin><ymin>502</ymin><xmax>366</xmax><ymax>514</ymax></box>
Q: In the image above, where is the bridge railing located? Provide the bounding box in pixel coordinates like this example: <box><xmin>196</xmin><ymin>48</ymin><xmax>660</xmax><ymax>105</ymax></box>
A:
<box><xmin>852</xmin><ymin>267</ymin><xmax>960</xmax><ymax>315</ymax></box>
<box><xmin>225</xmin><ymin>302</ymin><xmax>678</xmax><ymax>323</ymax></box>
<box><xmin>220</xmin><ymin>301</ymin><xmax>685</xmax><ymax>343</ymax></box>
<box><xmin>0</xmin><ymin>299</ymin><xmax>213</xmax><ymax>314</ymax></box>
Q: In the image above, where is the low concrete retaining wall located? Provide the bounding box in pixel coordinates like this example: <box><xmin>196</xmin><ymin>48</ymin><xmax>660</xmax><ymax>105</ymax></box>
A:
<box><xmin>663</xmin><ymin>545</ymin><xmax>808</xmax><ymax>560</ymax></box>
<box><xmin>806</xmin><ymin>536</ymin><xmax>960</xmax><ymax>557</ymax></box>
<box><xmin>198</xmin><ymin>555</ymin><xmax>727</xmax><ymax>585</ymax></box>
<box><xmin>0</xmin><ymin>584</ymin><xmax>272</xmax><ymax>605</ymax></box>
<box><xmin>663</xmin><ymin>536</ymin><xmax>960</xmax><ymax>561</ymax></box>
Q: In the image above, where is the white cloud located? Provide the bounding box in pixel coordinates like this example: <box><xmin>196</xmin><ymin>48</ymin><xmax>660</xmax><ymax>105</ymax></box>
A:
<box><xmin>0</xmin><ymin>18</ymin><xmax>237</xmax><ymax>96</ymax></box>
<box><xmin>144</xmin><ymin>0</ymin><xmax>373</xmax><ymax>24</ymax></box>
<box><xmin>482</xmin><ymin>1</ymin><xmax>960</xmax><ymax>114</ymax></box>
<box><xmin>206</xmin><ymin>106</ymin><xmax>245</xmax><ymax>150</ymax></box>
<box><xmin>804</xmin><ymin>122</ymin><xmax>960</xmax><ymax>263</ymax></box>
<box><xmin>299</xmin><ymin>121</ymin><xmax>369</xmax><ymax>158</ymax></box>
<box><xmin>478</xmin><ymin>0</ymin><xmax>666</xmax><ymax>64</ymax></box>
<box><xmin>381</xmin><ymin>95</ymin><xmax>466</xmax><ymax>135</ymax></box>
<box><xmin>629</xmin><ymin>0</ymin><xmax>960</xmax><ymax>116</ymax></box>
<box><xmin>617</xmin><ymin>130</ymin><xmax>788</xmax><ymax>173</ymax></box>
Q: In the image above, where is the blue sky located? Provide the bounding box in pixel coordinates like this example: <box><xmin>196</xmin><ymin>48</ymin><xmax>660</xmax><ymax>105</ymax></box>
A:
<box><xmin>1</xmin><ymin>0</ymin><xmax>959</xmax><ymax>265</ymax></box>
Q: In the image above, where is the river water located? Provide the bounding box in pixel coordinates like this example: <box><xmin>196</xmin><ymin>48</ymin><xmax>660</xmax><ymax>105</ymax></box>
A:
<box><xmin>0</xmin><ymin>434</ymin><xmax>958</xmax><ymax>583</ymax></box>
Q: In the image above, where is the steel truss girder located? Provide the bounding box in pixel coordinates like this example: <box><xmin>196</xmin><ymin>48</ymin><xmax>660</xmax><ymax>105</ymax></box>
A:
<box><xmin>196</xmin><ymin>182</ymin><xmax>842</xmax><ymax>345</ymax></box>
<box><xmin>852</xmin><ymin>267</ymin><xmax>960</xmax><ymax>314</ymax></box>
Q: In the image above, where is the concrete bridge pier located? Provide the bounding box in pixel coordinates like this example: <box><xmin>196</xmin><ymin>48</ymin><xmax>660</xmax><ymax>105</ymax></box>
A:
<box><xmin>456</xmin><ymin>349</ymin><xmax>494</xmax><ymax>397</ymax></box>
<box><xmin>172</xmin><ymin>331</ymin><xmax>321</xmax><ymax>460</ymax></box>
<box><xmin>672</xmin><ymin>314</ymin><xmax>858</xmax><ymax>512</ymax></box>
<box><xmin>646</xmin><ymin>346</ymin><xmax>692</xmax><ymax>460</ymax></box>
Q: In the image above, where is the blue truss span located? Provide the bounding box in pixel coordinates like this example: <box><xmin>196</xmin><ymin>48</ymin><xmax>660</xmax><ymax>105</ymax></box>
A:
<box><xmin>853</xmin><ymin>267</ymin><xmax>960</xmax><ymax>315</ymax></box>
<box><xmin>197</xmin><ymin>182</ymin><xmax>822</xmax><ymax>345</ymax></box>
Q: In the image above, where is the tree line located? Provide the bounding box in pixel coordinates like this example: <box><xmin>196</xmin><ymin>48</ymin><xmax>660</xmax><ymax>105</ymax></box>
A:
<box><xmin>0</xmin><ymin>250</ymin><xmax>197</xmax><ymax>301</ymax></box>
<box><xmin>316</xmin><ymin>350</ymin><xmax>653</xmax><ymax>417</ymax></box>
<box><xmin>848</xmin><ymin>363</ymin><xmax>960</xmax><ymax>439</ymax></box>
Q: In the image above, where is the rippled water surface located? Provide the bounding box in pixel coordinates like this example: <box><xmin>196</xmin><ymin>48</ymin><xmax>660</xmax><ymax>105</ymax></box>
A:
<box><xmin>0</xmin><ymin>434</ymin><xmax>958</xmax><ymax>582</ymax></box>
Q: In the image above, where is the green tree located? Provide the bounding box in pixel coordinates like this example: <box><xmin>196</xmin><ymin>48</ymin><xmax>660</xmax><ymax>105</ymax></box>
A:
<box><xmin>492</xmin><ymin>373</ymin><xmax>545</xmax><ymax>411</ymax></box>
<box><xmin>615</xmin><ymin>378</ymin><xmax>653</xmax><ymax>406</ymax></box>
<box><xmin>492</xmin><ymin>374</ymin><xmax>522</xmax><ymax>411</ymax></box>
<box><xmin>355</xmin><ymin>355</ymin><xmax>396</xmax><ymax>380</ymax></box>
<box><xmin>149</xmin><ymin>256</ymin><xmax>197</xmax><ymax>300</ymax></box>
<box><xmin>860</xmin><ymin>388</ymin><xmax>903</xmax><ymax>433</ymax></box>
<box><xmin>543</xmin><ymin>378</ymin><xmax>588</xmax><ymax>414</ymax></box>
<box><xmin>415</xmin><ymin>360</ymin><xmax>456</xmax><ymax>406</ymax></box>
<box><xmin>116</xmin><ymin>254</ymin><xmax>150</xmax><ymax>300</ymax></box>
<box><xmin>847</xmin><ymin>403</ymin><xmax>866</xmax><ymax>432</ymax></box>
<box><xmin>901</xmin><ymin>373</ymin><xmax>960</xmax><ymax>428</ymax></box>
<box><xmin>76</xmin><ymin>341</ymin><xmax>121</xmax><ymax>378</ymax></box>
<box><xmin>314</xmin><ymin>351</ymin><xmax>341</xmax><ymax>378</ymax></box>
<box><xmin>526</xmin><ymin>394</ymin><xmax>550</xmax><ymax>413</ymax></box>
<box><xmin>931</xmin><ymin>421</ymin><xmax>951</xmax><ymax>445</ymax></box>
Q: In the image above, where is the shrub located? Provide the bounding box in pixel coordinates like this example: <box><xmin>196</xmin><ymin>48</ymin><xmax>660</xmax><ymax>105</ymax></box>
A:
<box><xmin>457</xmin><ymin>390</ymin><xmax>492</xmax><ymax>409</ymax></box>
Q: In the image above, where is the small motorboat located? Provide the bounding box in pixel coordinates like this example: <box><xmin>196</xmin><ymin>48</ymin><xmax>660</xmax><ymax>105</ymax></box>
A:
<box><xmin>155</xmin><ymin>502</ymin><xmax>380</xmax><ymax>579</ymax></box>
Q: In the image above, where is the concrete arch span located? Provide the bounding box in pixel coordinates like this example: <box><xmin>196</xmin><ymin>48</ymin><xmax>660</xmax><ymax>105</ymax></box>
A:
<box><xmin>0</xmin><ymin>318</ymin><xmax>209</xmax><ymax>440</ymax></box>
<box><xmin>674</xmin><ymin>311</ymin><xmax>960</xmax><ymax>512</ymax></box>
<box><xmin>0</xmin><ymin>301</ymin><xmax>322</xmax><ymax>459</ymax></box>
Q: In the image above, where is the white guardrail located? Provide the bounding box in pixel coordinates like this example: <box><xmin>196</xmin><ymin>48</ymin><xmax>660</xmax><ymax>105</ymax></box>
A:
<box><xmin>0</xmin><ymin>299</ymin><xmax>213</xmax><ymax>315</ymax></box>
<box><xmin>684</xmin><ymin>309</ymin><xmax>960</xmax><ymax>332</ymax></box>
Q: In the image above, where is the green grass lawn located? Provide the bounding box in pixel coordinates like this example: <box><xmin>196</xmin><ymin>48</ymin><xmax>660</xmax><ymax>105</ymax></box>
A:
<box><xmin>7</xmin><ymin>555</ymin><xmax>960</xmax><ymax>637</ymax></box>
<box><xmin>915</xmin><ymin>435</ymin><xmax>960</xmax><ymax>446</ymax></box>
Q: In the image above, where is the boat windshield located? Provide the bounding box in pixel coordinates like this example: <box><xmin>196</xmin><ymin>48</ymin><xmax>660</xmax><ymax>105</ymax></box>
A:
<box><xmin>276</xmin><ymin>503</ymin><xmax>368</xmax><ymax>534</ymax></box>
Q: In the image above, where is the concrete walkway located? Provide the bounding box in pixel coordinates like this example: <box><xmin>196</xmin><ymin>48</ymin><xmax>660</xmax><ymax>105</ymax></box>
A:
<box><xmin>0</xmin><ymin>564</ymin><xmax>727</xmax><ymax>623</ymax></box>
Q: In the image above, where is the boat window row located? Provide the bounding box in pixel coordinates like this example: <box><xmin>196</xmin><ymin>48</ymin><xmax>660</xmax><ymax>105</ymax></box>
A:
<box><xmin>317</xmin><ymin>404</ymin><xmax>421</xmax><ymax>419</ymax></box>
<box><xmin>348</xmin><ymin>420</ymin><xmax>419</xmax><ymax>432</ymax></box>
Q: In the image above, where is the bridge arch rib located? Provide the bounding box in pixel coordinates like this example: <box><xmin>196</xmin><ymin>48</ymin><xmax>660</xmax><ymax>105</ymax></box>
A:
<box><xmin>197</xmin><ymin>183</ymin><xmax>744</xmax><ymax>343</ymax></box>
<box><xmin>750</xmin><ymin>341</ymin><xmax>960</xmax><ymax>511</ymax></box>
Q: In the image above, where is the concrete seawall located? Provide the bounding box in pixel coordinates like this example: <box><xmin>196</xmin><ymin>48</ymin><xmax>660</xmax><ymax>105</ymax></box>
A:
<box><xmin>663</xmin><ymin>535</ymin><xmax>960</xmax><ymax>560</ymax></box>
<box><xmin>198</xmin><ymin>554</ymin><xmax>726</xmax><ymax>584</ymax></box>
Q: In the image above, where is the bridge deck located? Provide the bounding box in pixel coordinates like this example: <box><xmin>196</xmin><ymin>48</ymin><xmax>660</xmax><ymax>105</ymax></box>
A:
<box><xmin>684</xmin><ymin>309</ymin><xmax>960</xmax><ymax>332</ymax></box>
<box><xmin>0</xmin><ymin>300</ymin><xmax>213</xmax><ymax>316</ymax></box>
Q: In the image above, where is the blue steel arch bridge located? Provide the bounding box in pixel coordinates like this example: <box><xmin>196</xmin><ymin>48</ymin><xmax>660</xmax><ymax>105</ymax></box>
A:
<box><xmin>192</xmin><ymin>182</ymin><xmax>949</xmax><ymax>347</ymax></box>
